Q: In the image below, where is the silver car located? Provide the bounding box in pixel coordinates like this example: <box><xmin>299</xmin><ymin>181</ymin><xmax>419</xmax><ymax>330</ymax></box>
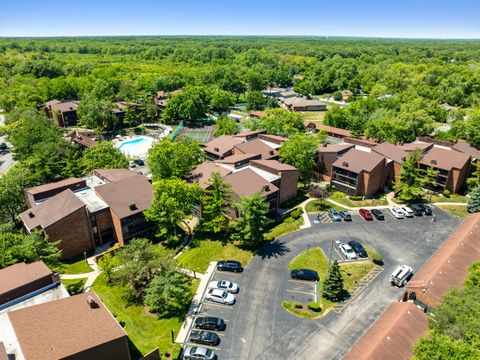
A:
<box><xmin>183</xmin><ymin>345</ymin><xmax>215</xmax><ymax>360</ymax></box>
<box><xmin>208</xmin><ymin>280</ymin><xmax>239</xmax><ymax>293</ymax></box>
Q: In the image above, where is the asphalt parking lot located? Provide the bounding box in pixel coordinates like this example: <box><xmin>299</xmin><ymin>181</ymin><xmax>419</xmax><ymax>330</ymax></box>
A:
<box><xmin>193</xmin><ymin>207</ymin><xmax>460</xmax><ymax>360</ymax></box>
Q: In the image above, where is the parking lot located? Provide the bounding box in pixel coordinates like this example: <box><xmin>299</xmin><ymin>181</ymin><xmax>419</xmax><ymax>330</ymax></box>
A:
<box><xmin>181</xmin><ymin>206</ymin><xmax>460</xmax><ymax>360</ymax></box>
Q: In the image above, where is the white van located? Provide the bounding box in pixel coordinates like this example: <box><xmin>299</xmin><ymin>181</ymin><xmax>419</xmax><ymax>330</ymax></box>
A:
<box><xmin>390</xmin><ymin>265</ymin><xmax>413</xmax><ymax>287</ymax></box>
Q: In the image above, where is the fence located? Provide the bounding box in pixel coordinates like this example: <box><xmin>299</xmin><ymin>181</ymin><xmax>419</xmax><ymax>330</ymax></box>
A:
<box><xmin>169</xmin><ymin>121</ymin><xmax>184</xmax><ymax>140</ymax></box>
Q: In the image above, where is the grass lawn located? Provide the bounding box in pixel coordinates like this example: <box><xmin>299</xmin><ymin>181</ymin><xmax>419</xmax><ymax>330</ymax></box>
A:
<box><xmin>92</xmin><ymin>273</ymin><xmax>199</xmax><ymax>359</ymax></box>
<box><xmin>329</xmin><ymin>192</ymin><xmax>388</xmax><ymax>208</ymax></box>
<box><xmin>340</xmin><ymin>261</ymin><xmax>376</xmax><ymax>290</ymax></box>
<box><xmin>429</xmin><ymin>194</ymin><xmax>469</xmax><ymax>203</ymax></box>
<box><xmin>282</xmin><ymin>301</ymin><xmax>323</xmax><ymax>319</ymax></box>
<box><xmin>61</xmin><ymin>255</ymin><xmax>94</xmax><ymax>275</ymax></box>
<box><xmin>301</xmin><ymin>111</ymin><xmax>326</xmax><ymax>123</ymax></box>
<box><xmin>61</xmin><ymin>278</ymin><xmax>87</xmax><ymax>295</ymax></box>
<box><xmin>437</xmin><ymin>205</ymin><xmax>469</xmax><ymax>218</ymax></box>
<box><xmin>177</xmin><ymin>237</ymin><xmax>253</xmax><ymax>273</ymax></box>
<box><xmin>305</xmin><ymin>200</ymin><xmax>348</xmax><ymax>213</ymax></box>
<box><xmin>265</xmin><ymin>216</ymin><xmax>304</xmax><ymax>240</ymax></box>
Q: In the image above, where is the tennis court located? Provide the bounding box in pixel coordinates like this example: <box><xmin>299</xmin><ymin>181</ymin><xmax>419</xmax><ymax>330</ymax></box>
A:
<box><xmin>180</xmin><ymin>125</ymin><xmax>215</xmax><ymax>143</ymax></box>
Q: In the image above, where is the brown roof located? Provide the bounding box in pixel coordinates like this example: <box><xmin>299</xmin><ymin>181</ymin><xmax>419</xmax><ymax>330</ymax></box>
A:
<box><xmin>373</xmin><ymin>143</ymin><xmax>409</xmax><ymax>164</ymax></box>
<box><xmin>258</xmin><ymin>133</ymin><xmax>287</xmax><ymax>145</ymax></box>
<box><xmin>345</xmin><ymin>136</ymin><xmax>379</xmax><ymax>148</ymax></box>
<box><xmin>223</xmin><ymin>168</ymin><xmax>279</xmax><ymax>198</ymax></box>
<box><xmin>8</xmin><ymin>292</ymin><xmax>129</xmax><ymax>360</ymax></box>
<box><xmin>95</xmin><ymin>175</ymin><xmax>153</xmax><ymax>219</ymax></box>
<box><xmin>317</xmin><ymin>143</ymin><xmax>355</xmax><ymax>154</ymax></box>
<box><xmin>216</xmin><ymin>153</ymin><xmax>262</xmax><ymax>164</ymax></box>
<box><xmin>50</xmin><ymin>101</ymin><xmax>78</xmax><ymax>113</ymax></box>
<box><xmin>72</xmin><ymin>134</ymin><xmax>96</xmax><ymax>148</ymax></box>
<box><xmin>452</xmin><ymin>140</ymin><xmax>480</xmax><ymax>160</ymax></box>
<box><xmin>284</xmin><ymin>97</ymin><xmax>326</xmax><ymax>107</ymax></box>
<box><xmin>343</xmin><ymin>302</ymin><xmax>428</xmax><ymax>360</ymax></box>
<box><xmin>399</xmin><ymin>142</ymin><xmax>433</xmax><ymax>153</ymax></box>
<box><xmin>0</xmin><ymin>261</ymin><xmax>52</xmax><ymax>295</ymax></box>
<box><xmin>43</xmin><ymin>99</ymin><xmax>61</xmax><ymax>108</ymax></box>
<box><xmin>19</xmin><ymin>189</ymin><xmax>86</xmax><ymax>231</ymax></box>
<box><xmin>250</xmin><ymin>160</ymin><xmax>297</xmax><ymax>172</ymax></box>
<box><xmin>233</xmin><ymin>130</ymin><xmax>266</xmax><ymax>138</ymax></box>
<box><xmin>25</xmin><ymin>178</ymin><xmax>84</xmax><ymax>196</ymax></box>
<box><xmin>419</xmin><ymin>146</ymin><xmax>471</xmax><ymax>171</ymax></box>
<box><xmin>204</xmin><ymin>135</ymin><xmax>245</xmax><ymax>157</ymax></box>
<box><xmin>407</xmin><ymin>212</ymin><xmax>480</xmax><ymax>308</ymax></box>
<box><xmin>93</xmin><ymin>169</ymin><xmax>139</xmax><ymax>183</ymax></box>
<box><xmin>250</xmin><ymin>111</ymin><xmax>266</xmax><ymax>118</ymax></box>
<box><xmin>190</xmin><ymin>162</ymin><xmax>232</xmax><ymax>189</ymax></box>
<box><xmin>0</xmin><ymin>342</ymin><xmax>6</xmax><ymax>360</ymax></box>
<box><xmin>234</xmin><ymin>139</ymin><xmax>278</xmax><ymax>159</ymax></box>
<box><xmin>316</xmin><ymin>124</ymin><xmax>351</xmax><ymax>137</ymax></box>
<box><xmin>332</xmin><ymin>149</ymin><xmax>385</xmax><ymax>174</ymax></box>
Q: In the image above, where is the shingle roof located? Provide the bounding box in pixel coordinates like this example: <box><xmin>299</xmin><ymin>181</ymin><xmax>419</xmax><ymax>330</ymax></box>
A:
<box><xmin>284</xmin><ymin>97</ymin><xmax>326</xmax><ymax>107</ymax></box>
<box><xmin>190</xmin><ymin>162</ymin><xmax>232</xmax><ymax>189</ymax></box>
<box><xmin>93</xmin><ymin>169</ymin><xmax>139</xmax><ymax>183</ymax></box>
<box><xmin>19</xmin><ymin>189</ymin><xmax>86</xmax><ymax>231</ymax></box>
<box><xmin>223</xmin><ymin>168</ymin><xmax>279</xmax><ymax>198</ymax></box>
<box><xmin>95</xmin><ymin>175</ymin><xmax>153</xmax><ymax>219</ymax></box>
<box><xmin>452</xmin><ymin>140</ymin><xmax>480</xmax><ymax>160</ymax></box>
<box><xmin>373</xmin><ymin>143</ymin><xmax>408</xmax><ymax>164</ymax></box>
<box><xmin>258</xmin><ymin>133</ymin><xmax>287</xmax><ymax>145</ymax></box>
<box><xmin>250</xmin><ymin>160</ymin><xmax>297</xmax><ymax>172</ymax></box>
<box><xmin>8</xmin><ymin>292</ymin><xmax>129</xmax><ymax>360</ymax></box>
<box><xmin>419</xmin><ymin>146</ymin><xmax>471</xmax><ymax>171</ymax></box>
<box><xmin>216</xmin><ymin>153</ymin><xmax>262</xmax><ymax>164</ymax></box>
<box><xmin>316</xmin><ymin>124</ymin><xmax>351</xmax><ymax>137</ymax></box>
<box><xmin>25</xmin><ymin>178</ymin><xmax>84</xmax><ymax>196</ymax></box>
<box><xmin>0</xmin><ymin>261</ymin><xmax>52</xmax><ymax>295</ymax></box>
<box><xmin>407</xmin><ymin>212</ymin><xmax>480</xmax><ymax>308</ymax></box>
<box><xmin>343</xmin><ymin>302</ymin><xmax>428</xmax><ymax>360</ymax></box>
<box><xmin>234</xmin><ymin>139</ymin><xmax>277</xmax><ymax>159</ymax></box>
<box><xmin>49</xmin><ymin>101</ymin><xmax>78</xmax><ymax>113</ymax></box>
<box><xmin>317</xmin><ymin>143</ymin><xmax>354</xmax><ymax>153</ymax></box>
<box><xmin>204</xmin><ymin>135</ymin><xmax>245</xmax><ymax>157</ymax></box>
<box><xmin>399</xmin><ymin>142</ymin><xmax>433</xmax><ymax>152</ymax></box>
<box><xmin>332</xmin><ymin>149</ymin><xmax>384</xmax><ymax>173</ymax></box>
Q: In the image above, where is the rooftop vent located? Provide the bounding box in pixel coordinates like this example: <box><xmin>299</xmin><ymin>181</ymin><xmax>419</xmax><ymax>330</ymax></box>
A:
<box><xmin>431</xmin><ymin>159</ymin><xmax>437</xmax><ymax>165</ymax></box>
<box><xmin>269</xmin><ymin>149</ymin><xmax>275</xmax><ymax>155</ymax></box>
<box><xmin>28</xmin><ymin>210</ymin><xmax>35</xmax><ymax>218</ymax></box>
<box><xmin>214</xmin><ymin>147</ymin><xmax>220</xmax><ymax>152</ymax></box>
<box><xmin>69</xmin><ymin>107</ymin><xmax>73</xmax><ymax>110</ymax></box>
<box><xmin>264</xmin><ymin>185</ymin><xmax>270</xmax><ymax>192</ymax></box>
<box><xmin>129</xmin><ymin>201</ymin><xmax>137</xmax><ymax>210</ymax></box>
<box><xmin>343</xmin><ymin>161</ymin><xmax>349</xmax><ymax>167</ymax></box>
<box><xmin>87</xmin><ymin>296</ymin><xmax>99</xmax><ymax>309</ymax></box>
<box><xmin>401</xmin><ymin>156</ymin><xmax>406</xmax><ymax>162</ymax></box>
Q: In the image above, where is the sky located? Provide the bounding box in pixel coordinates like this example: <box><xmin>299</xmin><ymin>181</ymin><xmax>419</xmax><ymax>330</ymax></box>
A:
<box><xmin>1</xmin><ymin>0</ymin><xmax>480</xmax><ymax>39</ymax></box>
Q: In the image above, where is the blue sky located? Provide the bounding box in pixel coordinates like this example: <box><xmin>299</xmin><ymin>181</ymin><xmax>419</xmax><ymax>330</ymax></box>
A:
<box><xmin>1</xmin><ymin>0</ymin><xmax>479</xmax><ymax>38</ymax></box>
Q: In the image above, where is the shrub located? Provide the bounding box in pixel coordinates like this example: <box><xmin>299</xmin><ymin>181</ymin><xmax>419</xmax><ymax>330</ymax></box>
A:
<box><xmin>349</xmin><ymin>195</ymin><xmax>363</xmax><ymax>201</ymax></box>
<box><xmin>294</xmin><ymin>302</ymin><xmax>303</xmax><ymax>309</ymax></box>
<box><xmin>442</xmin><ymin>189</ymin><xmax>451</xmax><ymax>197</ymax></box>
<box><xmin>290</xmin><ymin>208</ymin><xmax>303</xmax><ymax>220</ymax></box>
<box><xmin>284</xmin><ymin>217</ymin><xmax>294</xmax><ymax>224</ymax></box>
<box><xmin>133</xmin><ymin>125</ymin><xmax>146</xmax><ymax>135</ymax></box>
<box><xmin>307</xmin><ymin>302</ymin><xmax>322</xmax><ymax>312</ymax></box>
<box><xmin>332</xmin><ymin>191</ymin><xmax>345</xmax><ymax>199</ymax></box>
<box><xmin>65</xmin><ymin>280</ymin><xmax>85</xmax><ymax>295</ymax></box>
<box><xmin>370</xmin><ymin>251</ymin><xmax>384</xmax><ymax>265</ymax></box>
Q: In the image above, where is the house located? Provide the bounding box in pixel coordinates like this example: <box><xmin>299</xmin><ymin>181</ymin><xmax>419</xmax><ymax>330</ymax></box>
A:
<box><xmin>315</xmin><ymin>143</ymin><xmax>355</xmax><ymax>181</ymax></box>
<box><xmin>341</xmin><ymin>90</ymin><xmax>353</xmax><ymax>101</ymax></box>
<box><xmin>2</xmin><ymin>292</ymin><xmax>130</xmax><ymax>360</ymax></box>
<box><xmin>261</xmin><ymin>87</ymin><xmax>286</xmax><ymax>98</ymax></box>
<box><xmin>310</xmin><ymin>124</ymin><xmax>352</xmax><ymax>139</ymax></box>
<box><xmin>372</xmin><ymin>143</ymin><xmax>409</xmax><ymax>187</ymax></box>
<box><xmin>405</xmin><ymin>212</ymin><xmax>480</xmax><ymax>310</ymax></box>
<box><xmin>43</xmin><ymin>100</ymin><xmax>79</xmax><ymax>127</ymax></box>
<box><xmin>65</xmin><ymin>131</ymin><xmax>97</xmax><ymax>148</ymax></box>
<box><xmin>331</xmin><ymin>149</ymin><xmax>385</xmax><ymax>197</ymax></box>
<box><xmin>154</xmin><ymin>89</ymin><xmax>181</xmax><ymax>111</ymax></box>
<box><xmin>234</xmin><ymin>140</ymin><xmax>279</xmax><ymax>160</ymax></box>
<box><xmin>452</xmin><ymin>139</ymin><xmax>480</xmax><ymax>162</ymax></box>
<box><xmin>283</xmin><ymin>97</ymin><xmax>327</xmax><ymax>112</ymax></box>
<box><xmin>249</xmin><ymin>111</ymin><xmax>266</xmax><ymax>118</ymax></box>
<box><xmin>418</xmin><ymin>146</ymin><xmax>471</xmax><ymax>193</ymax></box>
<box><xmin>343</xmin><ymin>302</ymin><xmax>428</xmax><ymax>360</ymax></box>
<box><xmin>204</xmin><ymin>135</ymin><xmax>246</xmax><ymax>161</ymax></box>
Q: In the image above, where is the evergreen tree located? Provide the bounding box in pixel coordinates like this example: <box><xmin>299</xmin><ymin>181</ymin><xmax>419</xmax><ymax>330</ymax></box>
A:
<box><xmin>467</xmin><ymin>186</ymin><xmax>480</xmax><ymax>213</ymax></box>
<box><xmin>200</xmin><ymin>172</ymin><xmax>232</xmax><ymax>233</ymax></box>
<box><xmin>322</xmin><ymin>260</ymin><xmax>344</xmax><ymax>302</ymax></box>
<box><xmin>231</xmin><ymin>193</ymin><xmax>271</xmax><ymax>246</ymax></box>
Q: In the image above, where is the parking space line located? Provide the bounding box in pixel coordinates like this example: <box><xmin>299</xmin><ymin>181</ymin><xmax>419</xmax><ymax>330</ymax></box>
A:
<box><xmin>216</xmin><ymin>271</ymin><xmax>243</xmax><ymax>276</ymax></box>
<box><xmin>184</xmin><ymin>343</ymin><xmax>222</xmax><ymax>351</ymax></box>
<box><xmin>201</xmin><ymin>302</ymin><xmax>234</xmax><ymax>309</ymax></box>
<box><xmin>333</xmin><ymin>247</ymin><xmax>344</xmax><ymax>260</ymax></box>
<box><xmin>286</xmin><ymin>289</ymin><xmax>315</xmax><ymax>296</ymax></box>
<box><xmin>287</xmin><ymin>279</ymin><xmax>315</xmax><ymax>285</ymax></box>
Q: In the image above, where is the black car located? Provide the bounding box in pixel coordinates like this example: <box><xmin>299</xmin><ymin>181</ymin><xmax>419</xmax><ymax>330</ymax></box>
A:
<box><xmin>347</xmin><ymin>240</ymin><xmax>368</xmax><ymax>258</ymax></box>
<box><xmin>371</xmin><ymin>209</ymin><xmax>385</xmax><ymax>220</ymax></box>
<box><xmin>339</xmin><ymin>211</ymin><xmax>352</xmax><ymax>221</ymax></box>
<box><xmin>419</xmin><ymin>204</ymin><xmax>433</xmax><ymax>215</ymax></box>
<box><xmin>216</xmin><ymin>260</ymin><xmax>243</xmax><ymax>273</ymax></box>
<box><xmin>189</xmin><ymin>330</ymin><xmax>220</xmax><ymax>346</ymax></box>
<box><xmin>133</xmin><ymin>159</ymin><xmax>145</xmax><ymax>166</ymax></box>
<box><xmin>290</xmin><ymin>269</ymin><xmax>319</xmax><ymax>281</ymax></box>
<box><xmin>194</xmin><ymin>316</ymin><xmax>226</xmax><ymax>331</ymax></box>
<box><xmin>0</xmin><ymin>143</ymin><xmax>7</xmax><ymax>150</ymax></box>
<box><xmin>411</xmin><ymin>204</ymin><xmax>424</xmax><ymax>216</ymax></box>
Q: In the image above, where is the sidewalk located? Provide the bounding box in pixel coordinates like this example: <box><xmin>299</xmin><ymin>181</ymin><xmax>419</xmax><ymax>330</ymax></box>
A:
<box><xmin>59</xmin><ymin>254</ymin><xmax>100</xmax><ymax>292</ymax></box>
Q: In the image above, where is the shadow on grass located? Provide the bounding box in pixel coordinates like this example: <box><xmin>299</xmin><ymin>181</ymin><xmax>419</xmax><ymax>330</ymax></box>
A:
<box><xmin>127</xmin><ymin>337</ymin><xmax>143</xmax><ymax>360</ymax></box>
<box><xmin>256</xmin><ymin>239</ymin><xmax>290</xmax><ymax>260</ymax></box>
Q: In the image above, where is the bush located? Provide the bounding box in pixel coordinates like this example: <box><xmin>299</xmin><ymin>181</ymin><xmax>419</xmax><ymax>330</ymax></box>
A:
<box><xmin>294</xmin><ymin>302</ymin><xmax>303</xmax><ymax>309</ymax></box>
<box><xmin>290</xmin><ymin>208</ymin><xmax>303</xmax><ymax>220</ymax></box>
<box><xmin>349</xmin><ymin>195</ymin><xmax>363</xmax><ymax>201</ymax></box>
<box><xmin>332</xmin><ymin>191</ymin><xmax>345</xmax><ymax>199</ymax></box>
<box><xmin>65</xmin><ymin>279</ymin><xmax>85</xmax><ymax>295</ymax></box>
<box><xmin>370</xmin><ymin>251</ymin><xmax>383</xmax><ymax>265</ymax></box>
<box><xmin>133</xmin><ymin>125</ymin><xmax>146</xmax><ymax>135</ymax></box>
<box><xmin>307</xmin><ymin>302</ymin><xmax>322</xmax><ymax>312</ymax></box>
<box><xmin>284</xmin><ymin>217</ymin><xmax>294</xmax><ymax>224</ymax></box>
<box><xmin>443</xmin><ymin>189</ymin><xmax>451</xmax><ymax>197</ymax></box>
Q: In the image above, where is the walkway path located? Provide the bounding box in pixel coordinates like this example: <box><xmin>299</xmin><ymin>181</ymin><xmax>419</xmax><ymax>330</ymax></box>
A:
<box><xmin>60</xmin><ymin>255</ymin><xmax>100</xmax><ymax>291</ymax></box>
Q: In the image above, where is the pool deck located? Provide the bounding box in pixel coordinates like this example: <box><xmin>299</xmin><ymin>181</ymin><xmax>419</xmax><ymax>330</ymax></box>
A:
<box><xmin>113</xmin><ymin>135</ymin><xmax>157</xmax><ymax>158</ymax></box>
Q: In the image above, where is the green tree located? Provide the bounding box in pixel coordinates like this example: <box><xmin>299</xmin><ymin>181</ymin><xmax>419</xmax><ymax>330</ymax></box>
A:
<box><xmin>260</xmin><ymin>108</ymin><xmax>304</xmax><ymax>137</ymax></box>
<box><xmin>81</xmin><ymin>141</ymin><xmax>129</xmax><ymax>173</ymax></box>
<box><xmin>200</xmin><ymin>172</ymin><xmax>232</xmax><ymax>233</ymax></box>
<box><xmin>214</xmin><ymin>115</ymin><xmax>240</xmax><ymax>137</ymax></box>
<box><xmin>147</xmin><ymin>136</ymin><xmax>204</xmax><ymax>180</ymax></box>
<box><xmin>0</xmin><ymin>167</ymin><xmax>29</xmax><ymax>222</ymax></box>
<box><xmin>421</xmin><ymin>166</ymin><xmax>440</xmax><ymax>202</ymax></box>
<box><xmin>414</xmin><ymin>332</ymin><xmax>480</xmax><ymax>360</ymax></box>
<box><xmin>98</xmin><ymin>252</ymin><xmax>119</xmax><ymax>284</ymax></box>
<box><xmin>77</xmin><ymin>95</ymin><xmax>117</xmax><ymax>132</ymax></box>
<box><xmin>245</xmin><ymin>91</ymin><xmax>267</xmax><ymax>111</ymax></box>
<box><xmin>144</xmin><ymin>179</ymin><xmax>200</xmax><ymax>240</ymax></box>
<box><xmin>163</xmin><ymin>86</ymin><xmax>210</xmax><ymax>123</ymax></box>
<box><xmin>393</xmin><ymin>149</ymin><xmax>423</xmax><ymax>202</ymax></box>
<box><xmin>279</xmin><ymin>133</ymin><xmax>321</xmax><ymax>183</ymax></box>
<box><xmin>144</xmin><ymin>271</ymin><xmax>191</xmax><ymax>316</ymax></box>
<box><xmin>322</xmin><ymin>260</ymin><xmax>344</xmax><ymax>302</ymax></box>
<box><xmin>210</xmin><ymin>89</ymin><xmax>236</xmax><ymax>112</ymax></box>
<box><xmin>466</xmin><ymin>162</ymin><xmax>480</xmax><ymax>190</ymax></box>
<box><xmin>231</xmin><ymin>193</ymin><xmax>271</xmax><ymax>247</ymax></box>
<box><xmin>467</xmin><ymin>186</ymin><xmax>480</xmax><ymax>213</ymax></box>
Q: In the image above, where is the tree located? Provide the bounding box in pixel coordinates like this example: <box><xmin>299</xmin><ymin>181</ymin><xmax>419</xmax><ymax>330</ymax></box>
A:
<box><xmin>322</xmin><ymin>260</ymin><xmax>344</xmax><ymax>302</ymax></box>
<box><xmin>421</xmin><ymin>166</ymin><xmax>440</xmax><ymax>202</ymax></box>
<box><xmin>162</xmin><ymin>86</ymin><xmax>210</xmax><ymax>123</ymax></box>
<box><xmin>245</xmin><ymin>91</ymin><xmax>267</xmax><ymax>111</ymax></box>
<box><xmin>231</xmin><ymin>193</ymin><xmax>271</xmax><ymax>247</ymax></box>
<box><xmin>214</xmin><ymin>115</ymin><xmax>240</xmax><ymax>137</ymax></box>
<box><xmin>200</xmin><ymin>172</ymin><xmax>232</xmax><ymax>233</ymax></box>
<box><xmin>144</xmin><ymin>179</ymin><xmax>200</xmax><ymax>240</ymax></box>
<box><xmin>144</xmin><ymin>271</ymin><xmax>191</xmax><ymax>316</ymax></box>
<box><xmin>147</xmin><ymin>136</ymin><xmax>204</xmax><ymax>180</ymax></box>
<box><xmin>81</xmin><ymin>141</ymin><xmax>129</xmax><ymax>173</ymax></box>
<box><xmin>393</xmin><ymin>149</ymin><xmax>423</xmax><ymax>202</ymax></box>
<box><xmin>210</xmin><ymin>89</ymin><xmax>235</xmax><ymax>112</ymax></box>
<box><xmin>467</xmin><ymin>186</ymin><xmax>480</xmax><ymax>213</ymax></box>
<box><xmin>77</xmin><ymin>95</ymin><xmax>117</xmax><ymax>132</ymax></box>
<box><xmin>414</xmin><ymin>332</ymin><xmax>480</xmax><ymax>360</ymax></box>
<box><xmin>98</xmin><ymin>252</ymin><xmax>119</xmax><ymax>284</ymax></box>
<box><xmin>0</xmin><ymin>167</ymin><xmax>29</xmax><ymax>222</ymax></box>
<box><xmin>260</xmin><ymin>108</ymin><xmax>304</xmax><ymax>137</ymax></box>
<box><xmin>466</xmin><ymin>162</ymin><xmax>480</xmax><ymax>191</ymax></box>
<box><xmin>279</xmin><ymin>133</ymin><xmax>321</xmax><ymax>183</ymax></box>
<box><xmin>112</xmin><ymin>238</ymin><xmax>174</xmax><ymax>299</ymax></box>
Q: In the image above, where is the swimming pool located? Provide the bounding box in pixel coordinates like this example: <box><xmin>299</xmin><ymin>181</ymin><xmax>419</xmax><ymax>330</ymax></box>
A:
<box><xmin>115</xmin><ymin>136</ymin><xmax>156</xmax><ymax>158</ymax></box>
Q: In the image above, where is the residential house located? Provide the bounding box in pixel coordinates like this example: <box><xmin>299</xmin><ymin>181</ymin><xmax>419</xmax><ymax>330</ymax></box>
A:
<box><xmin>331</xmin><ymin>149</ymin><xmax>385</xmax><ymax>197</ymax></box>
<box><xmin>43</xmin><ymin>100</ymin><xmax>79</xmax><ymax>127</ymax></box>
<box><xmin>65</xmin><ymin>130</ymin><xmax>96</xmax><ymax>148</ymax></box>
<box><xmin>372</xmin><ymin>143</ymin><xmax>409</xmax><ymax>187</ymax></box>
<box><xmin>315</xmin><ymin>143</ymin><xmax>355</xmax><ymax>181</ymax></box>
<box><xmin>204</xmin><ymin>135</ymin><xmax>246</xmax><ymax>161</ymax></box>
<box><xmin>452</xmin><ymin>139</ymin><xmax>480</xmax><ymax>162</ymax></box>
<box><xmin>306</xmin><ymin>123</ymin><xmax>352</xmax><ymax>139</ymax></box>
<box><xmin>283</xmin><ymin>97</ymin><xmax>327</xmax><ymax>112</ymax></box>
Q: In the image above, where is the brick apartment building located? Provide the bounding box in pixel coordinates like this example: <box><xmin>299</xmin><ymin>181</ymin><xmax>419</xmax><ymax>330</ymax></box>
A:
<box><xmin>42</xmin><ymin>100</ymin><xmax>79</xmax><ymax>127</ymax></box>
<box><xmin>316</xmin><ymin>143</ymin><xmax>354</xmax><ymax>180</ymax></box>
<box><xmin>372</xmin><ymin>142</ymin><xmax>409</xmax><ymax>187</ymax></box>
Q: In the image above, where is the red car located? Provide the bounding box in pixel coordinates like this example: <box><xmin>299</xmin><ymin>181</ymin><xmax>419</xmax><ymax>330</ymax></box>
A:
<box><xmin>359</xmin><ymin>208</ymin><xmax>373</xmax><ymax>221</ymax></box>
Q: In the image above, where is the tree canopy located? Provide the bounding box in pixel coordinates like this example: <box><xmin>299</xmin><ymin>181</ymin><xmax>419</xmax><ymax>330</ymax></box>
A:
<box><xmin>231</xmin><ymin>193</ymin><xmax>271</xmax><ymax>246</ymax></box>
<box><xmin>81</xmin><ymin>141</ymin><xmax>129</xmax><ymax>173</ymax></box>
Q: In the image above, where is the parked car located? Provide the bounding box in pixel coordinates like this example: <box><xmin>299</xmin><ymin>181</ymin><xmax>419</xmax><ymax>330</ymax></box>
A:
<box><xmin>216</xmin><ymin>260</ymin><xmax>243</xmax><ymax>273</ymax></box>
<box><xmin>339</xmin><ymin>210</ymin><xmax>352</xmax><ymax>221</ymax></box>
<box><xmin>339</xmin><ymin>243</ymin><xmax>357</xmax><ymax>260</ymax></box>
<box><xmin>411</xmin><ymin>204</ymin><xmax>424</xmax><ymax>216</ymax></box>
<box><xmin>205</xmin><ymin>288</ymin><xmax>235</xmax><ymax>305</ymax></box>
<box><xmin>189</xmin><ymin>330</ymin><xmax>220</xmax><ymax>346</ymax></box>
<box><xmin>0</xmin><ymin>142</ymin><xmax>7</xmax><ymax>150</ymax></box>
<box><xmin>327</xmin><ymin>209</ymin><xmax>341</xmax><ymax>222</ymax></box>
<box><xmin>290</xmin><ymin>269</ymin><xmax>319</xmax><ymax>281</ymax></box>
<box><xmin>401</xmin><ymin>206</ymin><xmax>414</xmax><ymax>217</ymax></box>
<box><xmin>208</xmin><ymin>280</ymin><xmax>239</xmax><ymax>293</ymax></box>
<box><xmin>182</xmin><ymin>345</ymin><xmax>215</xmax><ymax>360</ymax></box>
<box><xmin>194</xmin><ymin>316</ymin><xmax>226</xmax><ymax>331</ymax></box>
<box><xmin>390</xmin><ymin>265</ymin><xmax>413</xmax><ymax>287</ymax></box>
<box><xmin>389</xmin><ymin>207</ymin><xmax>405</xmax><ymax>219</ymax></box>
<box><xmin>348</xmin><ymin>240</ymin><xmax>368</xmax><ymax>258</ymax></box>
<box><xmin>359</xmin><ymin>208</ymin><xmax>373</xmax><ymax>221</ymax></box>
<box><xmin>133</xmin><ymin>158</ymin><xmax>145</xmax><ymax>166</ymax></box>
<box><xmin>371</xmin><ymin>208</ymin><xmax>385</xmax><ymax>220</ymax></box>
<box><xmin>420</xmin><ymin>204</ymin><xmax>433</xmax><ymax>215</ymax></box>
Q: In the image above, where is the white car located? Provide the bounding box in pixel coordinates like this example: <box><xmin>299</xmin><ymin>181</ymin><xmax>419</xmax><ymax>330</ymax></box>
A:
<box><xmin>390</xmin><ymin>264</ymin><xmax>413</xmax><ymax>287</ymax></box>
<box><xmin>389</xmin><ymin>207</ymin><xmax>405</xmax><ymax>219</ymax></box>
<box><xmin>205</xmin><ymin>288</ymin><xmax>235</xmax><ymax>305</ymax></box>
<box><xmin>339</xmin><ymin>243</ymin><xmax>357</xmax><ymax>260</ymax></box>
<box><xmin>208</xmin><ymin>280</ymin><xmax>239</xmax><ymax>293</ymax></box>
<box><xmin>401</xmin><ymin>206</ymin><xmax>414</xmax><ymax>218</ymax></box>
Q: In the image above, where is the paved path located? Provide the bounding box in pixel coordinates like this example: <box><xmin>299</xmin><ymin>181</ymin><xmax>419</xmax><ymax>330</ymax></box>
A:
<box><xmin>60</xmin><ymin>255</ymin><xmax>100</xmax><ymax>291</ymax></box>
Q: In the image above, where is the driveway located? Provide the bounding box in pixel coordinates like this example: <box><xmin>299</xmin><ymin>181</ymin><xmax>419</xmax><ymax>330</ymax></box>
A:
<box><xmin>212</xmin><ymin>207</ymin><xmax>460</xmax><ymax>360</ymax></box>
<box><xmin>0</xmin><ymin>115</ymin><xmax>14</xmax><ymax>175</ymax></box>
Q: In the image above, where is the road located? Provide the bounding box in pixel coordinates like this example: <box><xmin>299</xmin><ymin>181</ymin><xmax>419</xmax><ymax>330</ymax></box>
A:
<box><xmin>0</xmin><ymin>115</ymin><xmax>15</xmax><ymax>175</ymax></box>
